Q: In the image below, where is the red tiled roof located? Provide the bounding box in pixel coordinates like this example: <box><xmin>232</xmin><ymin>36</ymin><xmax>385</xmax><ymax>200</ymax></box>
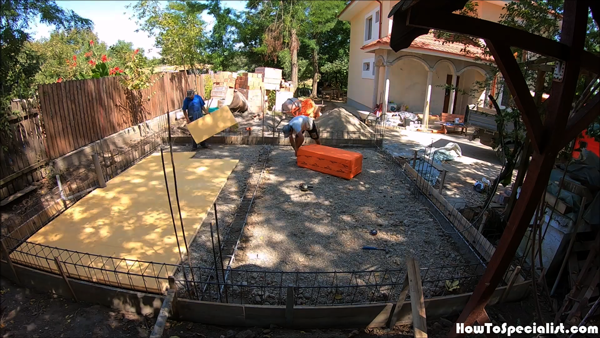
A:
<box><xmin>361</xmin><ymin>33</ymin><xmax>493</xmax><ymax>61</ymax></box>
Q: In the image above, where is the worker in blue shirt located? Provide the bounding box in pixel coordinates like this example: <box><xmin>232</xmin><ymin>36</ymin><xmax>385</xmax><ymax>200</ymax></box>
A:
<box><xmin>182</xmin><ymin>89</ymin><xmax>210</xmax><ymax>149</ymax></box>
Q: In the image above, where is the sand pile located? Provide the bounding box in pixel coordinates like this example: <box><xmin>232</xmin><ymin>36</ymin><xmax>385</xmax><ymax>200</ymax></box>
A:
<box><xmin>315</xmin><ymin>107</ymin><xmax>374</xmax><ymax>138</ymax></box>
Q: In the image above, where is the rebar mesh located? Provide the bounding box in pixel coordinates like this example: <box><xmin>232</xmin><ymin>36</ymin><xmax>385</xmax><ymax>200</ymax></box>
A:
<box><xmin>3</xmin><ymin>233</ymin><xmax>489</xmax><ymax>305</ymax></box>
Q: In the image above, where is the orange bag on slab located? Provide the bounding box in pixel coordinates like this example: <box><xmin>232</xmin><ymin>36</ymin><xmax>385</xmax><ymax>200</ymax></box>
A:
<box><xmin>297</xmin><ymin>144</ymin><xmax>363</xmax><ymax>180</ymax></box>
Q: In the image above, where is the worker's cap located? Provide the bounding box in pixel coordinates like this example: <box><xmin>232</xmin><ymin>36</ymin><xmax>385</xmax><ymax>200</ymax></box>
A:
<box><xmin>186</xmin><ymin>89</ymin><xmax>195</xmax><ymax>97</ymax></box>
<box><xmin>282</xmin><ymin>125</ymin><xmax>292</xmax><ymax>138</ymax></box>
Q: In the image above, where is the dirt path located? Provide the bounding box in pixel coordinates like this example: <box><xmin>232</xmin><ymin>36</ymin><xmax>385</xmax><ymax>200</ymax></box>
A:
<box><xmin>2</xmin><ymin>277</ymin><xmax>565</xmax><ymax>338</ymax></box>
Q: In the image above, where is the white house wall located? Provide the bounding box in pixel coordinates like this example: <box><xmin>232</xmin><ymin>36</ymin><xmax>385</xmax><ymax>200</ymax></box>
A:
<box><xmin>347</xmin><ymin>2</ymin><xmax>381</xmax><ymax>110</ymax></box>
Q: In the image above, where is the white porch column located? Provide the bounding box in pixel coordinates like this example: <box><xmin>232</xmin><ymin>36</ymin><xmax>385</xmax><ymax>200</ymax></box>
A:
<box><xmin>382</xmin><ymin>65</ymin><xmax>390</xmax><ymax>121</ymax></box>
<box><xmin>372</xmin><ymin>64</ymin><xmax>380</xmax><ymax>108</ymax></box>
<box><xmin>481</xmin><ymin>85</ymin><xmax>489</xmax><ymax>108</ymax></box>
<box><xmin>423</xmin><ymin>70</ymin><xmax>433</xmax><ymax>129</ymax></box>
<box><xmin>448</xmin><ymin>74</ymin><xmax>458</xmax><ymax>114</ymax></box>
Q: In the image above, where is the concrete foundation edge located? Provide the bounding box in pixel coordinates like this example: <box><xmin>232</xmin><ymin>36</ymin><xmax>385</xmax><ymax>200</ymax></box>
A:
<box><xmin>51</xmin><ymin>110</ymin><xmax>178</xmax><ymax>172</ymax></box>
<box><xmin>1</xmin><ymin>260</ymin><xmax>530</xmax><ymax>328</ymax></box>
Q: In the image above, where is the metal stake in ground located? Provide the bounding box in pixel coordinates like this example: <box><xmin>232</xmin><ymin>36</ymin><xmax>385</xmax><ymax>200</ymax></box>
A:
<box><xmin>160</xmin><ymin>147</ymin><xmax>193</xmax><ymax>298</ymax></box>
<box><xmin>209</xmin><ymin>222</ymin><xmax>222</xmax><ymax>302</ymax></box>
<box><xmin>214</xmin><ymin>203</ymin><xmax>228</xmax><ymax>302</ymax></box>
<box><xmin>166</xmin><ymin>114</ymin><xmax>197</xmax><ymax>290</ymax></box>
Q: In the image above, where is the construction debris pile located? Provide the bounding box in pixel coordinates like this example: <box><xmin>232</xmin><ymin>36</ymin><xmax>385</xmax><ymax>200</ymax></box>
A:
<box><xmin>509</xmin><ymin>149</ymin><xmax>599</xmax><ymax>324</ymax></box>
<box><xmin>208</xmin><ymin>67</ymin><xmax>291</xmax><ymax>113</ymax></box>
<box><xmin>316</xmin><ymin>107</ymin><xmax>374</xmax><ymax>139</ymax></box>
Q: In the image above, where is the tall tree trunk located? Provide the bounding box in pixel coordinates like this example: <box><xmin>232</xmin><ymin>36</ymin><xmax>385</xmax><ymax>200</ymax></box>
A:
<box><xmin>290</xmin><ymin>28</ymin><xmax>299</xmax><ymax>90</ymax></box>
<box><xmin>311</xmin><ymin>47</ymin><xmax>319</xmax><ymax>98</ymax></box>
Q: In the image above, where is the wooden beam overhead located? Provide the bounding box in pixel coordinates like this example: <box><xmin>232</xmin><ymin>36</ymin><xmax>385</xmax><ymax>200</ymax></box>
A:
<box><xmin>449</xmin><ymin>1</ymin><xmax>593</xmax><ymax>335</ymax></box>
<box><xmin>405</xmin><ymin>10</ymin><xmax>600</xmax><ymax>75</ymax></box>
<box><xmin>486</xmin><ymin>40</ymin><xmax>544</xmax><ymax>153</ymax></box>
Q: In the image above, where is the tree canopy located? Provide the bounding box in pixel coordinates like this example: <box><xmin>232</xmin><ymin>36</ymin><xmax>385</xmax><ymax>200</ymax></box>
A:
<box><xmin>1</xmin><ymin>0</ymin><xmax>93</xmax><ymax>125</ymax></box>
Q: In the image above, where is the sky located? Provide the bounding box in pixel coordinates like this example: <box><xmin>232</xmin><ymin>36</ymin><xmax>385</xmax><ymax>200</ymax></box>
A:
<box><xmin>30</xmin><ymin>1</ymin><xmax>247</xmax><ymax>59</ymax></box>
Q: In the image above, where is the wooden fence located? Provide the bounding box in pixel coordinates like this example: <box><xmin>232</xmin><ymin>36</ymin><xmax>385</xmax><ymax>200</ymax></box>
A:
<box><xmin>0</xmin><ymin>101</ymin><xmax>48</xmax><ymax>201</ymax></box>
<box><xmin>38</xmin><ymin>72</ymin><xmax>204</xmax><ymax>160</ymax></box>
<box><xmin>1</xmin><ymin>72</ymin><xmax>205</xmax><ymax>200</ymax></box>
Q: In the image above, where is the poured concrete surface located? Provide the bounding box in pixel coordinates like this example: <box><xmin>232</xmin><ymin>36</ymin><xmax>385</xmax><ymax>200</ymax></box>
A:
<box><xmin>11</xmin><ymin>152</ymin><xmax>238</xmax><ymax>291</ymax></box>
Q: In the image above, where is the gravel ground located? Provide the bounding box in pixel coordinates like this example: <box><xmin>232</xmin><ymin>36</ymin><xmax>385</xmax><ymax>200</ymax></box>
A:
<box><xmin>162</xmin><ymin>145</ymin><xmax>478</xmax><ymax>305</ymax></box>
<box><xmin>166</xmin><ymin>144</ymin><xmax>265</xmax><ymax>269</ymax></box>
<box><xmin>233</xmin><ymin>147</ymin><xmax>468</xmax><ymax>272</ymax></box>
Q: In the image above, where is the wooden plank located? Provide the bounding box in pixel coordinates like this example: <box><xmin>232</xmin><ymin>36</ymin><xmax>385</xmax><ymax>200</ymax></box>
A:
<box><xmin>71</xmin><ymin>80</ymin><xmax>92</xmax><ymax>147</ymax></box>
<box><xmin>560</xmin><ymin>177</ymin><xmax>593</xmax><ymax>200</ymax></box>
<box><xmin>388</xmin><ymin>274</ymin><xmax>410</xmax><ymax>328</ymax></box>
<box><xmin>0</xmin><ymin>184</ymin><xmax>37</xmax><ymax>207</ymax></box>
<box><xmin>95</xmin><ymin>78</ymin><xmax>105</xmax><ymax>139</ymax></box>
<box><xmin>66</xmin><ymin>80</ymin><xmax>80</xmax><ymax>151</ymax></box>
<box><xmin>0</xmin><ymin>160</ymin><xmax>47</xmax><ymax>185</ymax></box>
<box><xmin>114</xmin><ymin>77</ymin><xmax>125</xmax><ymax>132</ymax></box>
<box><xmin>107</xmin><ymin>77</ymin><xmax>118</xmax><ymax>134</ymax></box>
<box><xmin>56</xmin><ymin>82</ymin><xmax>72</xmax><ymax>156</ymax></box>
<box><xmin>38</xmin><ymin>85</ymin><xmax>56</xmax><ymax>160</ymax></box>
<box><xmin>81</xmin><ymin>79</ymin><xmax>96</xmax><ymax>143</ymax></box>
<box><xmin>87</xmin><ymin>79</ymin><xmax>100</xmax><ymax>140</ymax></box>
<box><xmin>499</xmin><ymin>266</ymin><xmax>521</xmax><ymax>303</ymax></box>
<box><xmin>71</xmin><ymin>79</ymin><xmax>83</xmax><ymax>146</ymax></box>
<box><xmin>53</xmin><ymin>256</ymin><xmax>78</xmax><ymax>301</ymax></box>
<box><xmin>83</xmin><ymin>79</ymin><xmax>98</xmax><ymax>143</ymax></box>
<box><xmin>407</xmin><ymin>257</ymin><xmax>427</xmax><ymax>337</ymax></box>
<box><xmin>55</xmin><ymin>82</ymin><xmax>71</xmax><ymax>154</ymax></box>
<box><xmin>46</xmin><ymin>82</ymin><xmax>62</xmax><ymax>159</ymax></box>
<box><xmin>101</xmin><ymin>77</ymin><xmax>113</xmax><ymax>136</ymax></box>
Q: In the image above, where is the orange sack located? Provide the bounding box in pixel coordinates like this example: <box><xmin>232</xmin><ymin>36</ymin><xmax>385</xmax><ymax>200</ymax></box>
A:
<box><xmin>297</xmin><ymin>144</ymin><xmax>363</xmax><ymax>180</ymax></box>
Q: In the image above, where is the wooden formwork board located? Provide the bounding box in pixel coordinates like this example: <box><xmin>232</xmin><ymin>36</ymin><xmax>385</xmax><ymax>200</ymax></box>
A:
<box><xmin>10</xmin><ymin>153</ymin><xmax>238</xmax><ymax>292</ymax></box>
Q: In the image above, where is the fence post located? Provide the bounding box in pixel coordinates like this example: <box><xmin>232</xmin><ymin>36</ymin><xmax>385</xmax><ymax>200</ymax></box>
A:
<box><xmin>92</xmin><ymin>154</ymin><xmax>106</xmax><ymax>188</ymax></box>
<box><xmin>438</xmin><ymin>170</ymin><xmax>447</xmax><ymax>194</ymax></box>
<box><xmin>53</xmin><ymin>256</ymin><xmax>78</xmax><ymax>302</ymax></box>
<box><xmin>168</xmin><ymin>276</ymin><xmax>179</xmax><ymax>318</ymax></box>
<box><xmin>1</xmin><ymin>241</ymin><xmax>21</xmax><ymax>285</ymax></box>
<box><xmin>412</xmin><ymin>150</ymin><xmax>418</xmax><ymax>168</ymax></box>
<box><xmin>286</xmin><ymin>285</ymin><xmax>295</xmax><ymax>324</ymax></box>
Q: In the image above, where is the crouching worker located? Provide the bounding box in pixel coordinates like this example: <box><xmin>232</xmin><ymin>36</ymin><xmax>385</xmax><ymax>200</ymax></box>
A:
<box><xmin>282</xmin><ymin>115</ymin><xmax>321</xmax><ymax>156</ymax></box>
<box><xmin>182</xmin><ymin>89</ymin><xmax>209</xmax><ymax>149</ymax></box>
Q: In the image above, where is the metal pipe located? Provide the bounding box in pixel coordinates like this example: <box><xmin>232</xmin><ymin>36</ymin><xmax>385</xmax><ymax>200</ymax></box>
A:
<box><xmin>56</xmin><ymin>175</ymin><xmax>95</xmax><ymax>202</ymax></box>
<box><xmin>160</xmin><ymin>147</ymin><xmax>192</xmax><ymax>298</ymax></box>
